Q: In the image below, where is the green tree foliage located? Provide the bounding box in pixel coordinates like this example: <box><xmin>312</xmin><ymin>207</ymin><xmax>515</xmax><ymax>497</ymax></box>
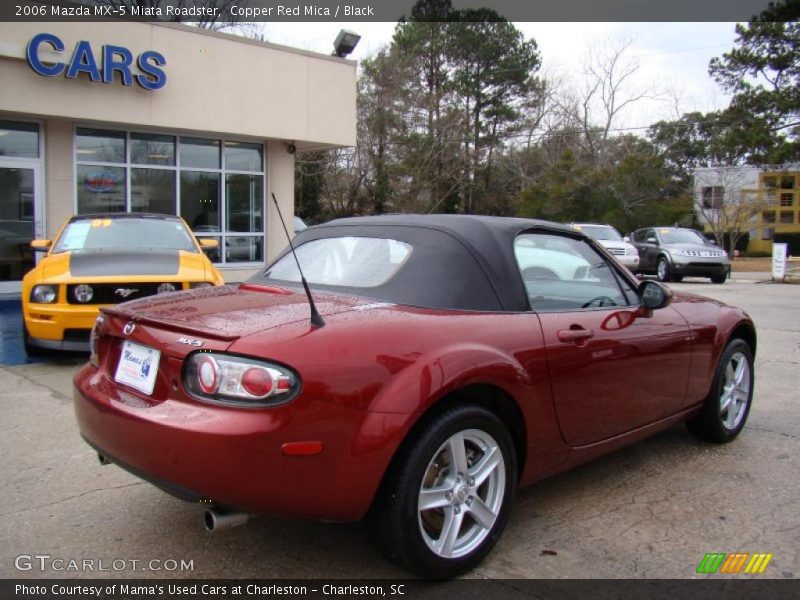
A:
<box><xmin>518</xmin><ymin>140</ymin><xmax>694</xmax><ymax>233</ymax></box>
<box><xmin>707</xmin><ymin>3</ymin><xmax>799</xmax><ymax>163</ymax></box>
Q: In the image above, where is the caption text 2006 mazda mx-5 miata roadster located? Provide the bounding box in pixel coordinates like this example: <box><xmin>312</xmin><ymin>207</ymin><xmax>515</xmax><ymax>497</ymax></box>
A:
<box><xmin>73</xmin><ymin>215</ymin><xmax>756</xmax><ymax>577</ymax></box>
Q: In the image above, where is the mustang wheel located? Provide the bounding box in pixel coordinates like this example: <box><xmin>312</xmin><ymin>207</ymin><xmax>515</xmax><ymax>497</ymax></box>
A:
<box><xmin>372</xmin><ymin>404</ymin><xmax>517</xmax><ymax>577</ymax></box>
<box><xmin>687</xmin><ymin>339</ymin><xmax>754</xmax><ymax>442</ymax></box>
<box><xmin>656</xmin><ymin>257</ymin><xmax>672</xmax><ymax>282</ymax></box>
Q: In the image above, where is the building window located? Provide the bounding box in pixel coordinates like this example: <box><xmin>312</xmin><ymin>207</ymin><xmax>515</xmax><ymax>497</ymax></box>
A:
<box><xmin>75</xmin><ymin>128</ymin><xmax>265</xmax><ymax>265</ymax></box>
<box><xmin>763</xmin><ymin>176</ymin><xmax>777</xmax><ymax>189</ymax></box>
<box><xmin>762</xmin><ymin>227</ymin><xmax>774</xmax><ymax>241</ymax></box>
<box><xmin>780</xmin><ymin>192</ymin><xmax>794</xmax><ymax>207</ymax></box>
<box><xmin>701</xmin><ymin>186</ymin><xmax>724</xmax><ymax>209</ymax></box>
<box><xmin>780</xmin><ymin>211</ymin><xmax>794</xmax><ymax>224</ymax></box>
<box><xmin>763</xmin><ymin>211</ymin><xmax>776</xmax><ymax>223</ymax></box>
<box><xmin>780</xmin><ymin>176</ymin><xmax>795</xmax><ymax>189</ymax></box>
<box><xmin>0</xmin><ymin>120</ymin><xmax>39</xmax><ymax>158</ymax></box>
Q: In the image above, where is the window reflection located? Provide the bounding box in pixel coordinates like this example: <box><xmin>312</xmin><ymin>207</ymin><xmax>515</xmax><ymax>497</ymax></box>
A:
<box><xmin>0</xmin><ymin>121</ymin><xmax>39</xmax><ymax>158</ymax></box>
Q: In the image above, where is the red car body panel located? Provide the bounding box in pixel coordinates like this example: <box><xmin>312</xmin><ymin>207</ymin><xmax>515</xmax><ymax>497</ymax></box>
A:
<box><xmin>72</xmin><ymin>216</ymin><xmax>756</xmax><ymax>524</ymax></box>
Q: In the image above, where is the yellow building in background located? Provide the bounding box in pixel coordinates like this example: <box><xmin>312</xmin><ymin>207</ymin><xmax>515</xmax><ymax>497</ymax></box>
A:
<box><xmin>694</xmin><ymin>165</ymin><xmax>800</xmax><ymax>255</ymax></box>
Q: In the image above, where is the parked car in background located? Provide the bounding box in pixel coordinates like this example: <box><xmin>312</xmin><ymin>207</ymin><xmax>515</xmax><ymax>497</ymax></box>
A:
<box><xmin>568</xmin><ymin>223</ymin><xmax>639</xmax><ymax>269</ymax></box>
<box><xmin>293</xmin><ymin>216</ymin><xmax>308</xmax><ymax>234</ymax></box>
<box><xmin>74</xmin><ymin>215</ymin><xmax>755</xmax><ymax>577</ymax></box>
<box><xmin>22</xmin><ymin>213</ymin><xmax>223</xmax><ymax>354</ymax></box>
<box><xmin>631</xmin><ymin>227</ymin><xmax>730</xmax><ymax>283</ymax></box>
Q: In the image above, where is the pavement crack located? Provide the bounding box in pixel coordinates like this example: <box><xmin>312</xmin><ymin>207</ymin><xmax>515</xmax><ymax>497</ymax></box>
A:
<box><xmin>0</xmin><ymin>482</ymin><xmax>146</xmax><ymax>517</ymax></box>
<box><xmin>743</xmin><ymin>425</ymin><xmax>798</xmax><ymax>439</ymax></box>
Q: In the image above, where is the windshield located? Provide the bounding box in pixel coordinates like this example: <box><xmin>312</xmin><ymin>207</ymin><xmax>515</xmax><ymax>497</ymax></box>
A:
<box><xmin>264</xmin><ymin>236</ymin><xmax>412</xmax><ymax>288</ymax></box>
<box><xmin>574</xmin><ymin>225</ymin><xmax>622</xmax><ymax>241</ymax></box>
<box><xmin>659</xmin><ymin>229</ymin><xmax>708</xmax><ymax>245</ymax></box>
<box><xmin>53</xmin><ymin>217</ymin><xmax>198</xmax><ymax>253</ymax></box>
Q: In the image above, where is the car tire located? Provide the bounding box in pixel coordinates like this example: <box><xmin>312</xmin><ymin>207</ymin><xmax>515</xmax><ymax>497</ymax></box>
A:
<box><xmin>371</xmin><ymin>404</ymin><xmax>517</xmax><ymax>578</ymax></box>
<box><xmin>711</xmin><ymin>272</ymin><xmax>727</xmax><ymax>284</ymax></box>
<box><xmin>686</xmin><ymin>338</ymin><xmax>754</xmax><ymax>443</ymax></box>
<box><xmin>656</xmin><ymin>257</ymin><xmax>672</xmax><ymax>282</ymax></box>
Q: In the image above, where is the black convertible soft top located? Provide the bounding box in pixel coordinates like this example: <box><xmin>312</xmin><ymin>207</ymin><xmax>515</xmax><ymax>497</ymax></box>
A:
<box><xmin>251</xmin><ymin>214</ymin><xmax>587</xmax><ymax>312</ymax></box>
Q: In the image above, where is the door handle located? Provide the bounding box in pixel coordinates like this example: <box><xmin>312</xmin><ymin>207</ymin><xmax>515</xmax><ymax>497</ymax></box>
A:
<box><xmin>557</xmin><ymin>328</ymin><xmax>595</xmax><ymax>343</ymax></box>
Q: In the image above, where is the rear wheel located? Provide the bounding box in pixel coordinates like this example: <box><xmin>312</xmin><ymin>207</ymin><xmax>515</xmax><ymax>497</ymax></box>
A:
<box><xmin>372</xmin><ymin>404</ymin><xmax>517</xmax><ymax>578</ymax></box>
<box><xmin>656</xmin><ymin>257</ymin><xmax>672</xmax><ymax>282</ymax></box>
<box><xmin>686</xmin><ymin>339</ymin><xmax>754</xmax><ymax>442</ymax></box>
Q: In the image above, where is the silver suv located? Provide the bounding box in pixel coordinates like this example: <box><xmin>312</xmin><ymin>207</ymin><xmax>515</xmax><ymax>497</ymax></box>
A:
<box><xmin>631</xmin><ymin>227</ymin><xmax>729</xmax><ymax>283</ymax></box>
<box><xmin>569</xmin><ymin>223</ymin><xmax>639</xmax><ymax>269</ymax></box>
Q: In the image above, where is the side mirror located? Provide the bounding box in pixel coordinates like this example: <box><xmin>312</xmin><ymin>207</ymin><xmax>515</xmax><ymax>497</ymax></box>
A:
<box><xmin>646</xmin><ymin>237</ymin><xmax>657</xmax><ymax>245</ymax></box>
<box><xmin>708</xmin><ymin>239</ymin><xmax>718</xmax><ymax>246</ymax></box>
<box><xmin>199</xmin><ymin>238</ymin><xmax>219</xmax><ymax>249</ymax></box>
<box><xmin>623</xmin><ymin>236</ymin><xmax>630</xmax><ymax>243</ymax></box>
<box><xmin>639</xmin><ymin>280</ymin><xmax>673</xmax><ymax>310</ymax></box>
<box><xmin>30</xmin><ymin>239</ymin><xmax>51</xmax><ymax>252</ymax></box>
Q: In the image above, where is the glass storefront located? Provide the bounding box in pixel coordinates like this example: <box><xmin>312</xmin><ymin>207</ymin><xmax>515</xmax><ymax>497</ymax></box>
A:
<box><xmin>0</xmin><ymin>121</ymin><xmax>41</xmax><ymax>287</ymax></box>
<box><xmin>75</xmin><ymin>128</ymin><xmax>266</xmax><ymax>265</ymax></box>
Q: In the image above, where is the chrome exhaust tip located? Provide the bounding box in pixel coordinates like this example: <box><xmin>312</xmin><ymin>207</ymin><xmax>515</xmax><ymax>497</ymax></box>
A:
<box><xmin>204</xmin><ymin>508</ymin><xmax>249</xmax><ymax>532</ymax></box>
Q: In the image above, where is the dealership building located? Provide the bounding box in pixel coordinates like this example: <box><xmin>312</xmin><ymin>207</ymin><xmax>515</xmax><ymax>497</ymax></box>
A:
<box><xmin>0</xmin><ymin>21</ymin><xmax>357</xmax><ymax>294</ymax></box>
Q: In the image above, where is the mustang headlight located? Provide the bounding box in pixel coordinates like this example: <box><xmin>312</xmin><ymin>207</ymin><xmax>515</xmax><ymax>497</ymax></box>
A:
<box><xmin>73</xmin><ymin>284</ymin><xmax>94</xmax><ymax>303</ymax></box>
<box><xmin>184</xmin><ymin>352</ymin><xmax>299</xmax><ymax>406</ymax></box>
<box><xmin>31</xmin><ymin>285</ymin><xmax>57</xmax><ymax>304</ymax></box>
<box><xmin>157</xmin><ymin>282</ymin><xmax>177</xmax><ymax>294</ymax></box>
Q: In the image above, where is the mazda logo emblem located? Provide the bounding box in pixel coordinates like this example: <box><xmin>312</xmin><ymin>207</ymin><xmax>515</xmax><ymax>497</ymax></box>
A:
<box><xmin>123</xmin><ymin>322</ymin><xmax>136</xmax><ymax>336</ymax></box>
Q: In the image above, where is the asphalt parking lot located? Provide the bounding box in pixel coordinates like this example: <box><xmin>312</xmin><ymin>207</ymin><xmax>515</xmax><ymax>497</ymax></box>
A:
<box><xmin>0</xmin><ymin>275</ymin><xmax>798</xmax><ymax>580</ymax></box>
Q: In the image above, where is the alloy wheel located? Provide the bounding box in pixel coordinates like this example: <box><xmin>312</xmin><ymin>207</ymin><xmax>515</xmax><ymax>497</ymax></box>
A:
<box><xmin>720</xmin><ymin>351</ymin><xmax>751</xmax><ymax>431</ymax></box>
<box><xmin>417</xmin><ymin>429</ymin><xmax>506</xmax><ymax>559</ymax></box>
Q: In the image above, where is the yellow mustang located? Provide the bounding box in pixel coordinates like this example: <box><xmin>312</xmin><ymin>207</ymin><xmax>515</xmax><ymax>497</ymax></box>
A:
<box><xmin>22</xmin><ymin>213</ymin><xmax>224</xmax><ymax>355</ymax></box>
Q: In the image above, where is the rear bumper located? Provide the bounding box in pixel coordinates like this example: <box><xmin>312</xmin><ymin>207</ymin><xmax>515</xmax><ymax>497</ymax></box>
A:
<box><xmin>72</xmin><ymin>364</ymin><xmax>409</xmax><ymax>521</ymax></box>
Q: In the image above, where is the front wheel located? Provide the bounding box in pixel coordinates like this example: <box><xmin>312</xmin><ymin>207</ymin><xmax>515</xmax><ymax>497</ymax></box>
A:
<box><xmin>686</xmin><ymin>339</ymin><xmax>754</xmax><ymax>442</ymax></box>
<box><xmin>711</xmin><ymin>272</ymin><xmax>728</xmax><ymax>284</ymax></box>
<box><xmin>372</xmin><ymin>404</ymin><xmax>517</xmax><ymax>578</ymax></box>
<box><xmin>656</xmin><ymin>257</ymin><xmax>672</xmax><ymax>282</ymax></box>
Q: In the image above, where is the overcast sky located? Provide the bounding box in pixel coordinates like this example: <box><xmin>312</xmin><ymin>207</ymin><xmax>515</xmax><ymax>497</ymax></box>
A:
<box><xmin>258</xmin><ymin>21</ymin><xmax>740</xmax><ymax>130</ymax></box>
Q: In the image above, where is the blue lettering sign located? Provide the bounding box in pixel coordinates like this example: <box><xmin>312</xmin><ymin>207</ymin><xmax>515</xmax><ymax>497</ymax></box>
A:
<box><xmin>136</xmin><ymin>51</ymin><xmax>167</xmax><ymax>91</ymax></box>
<box><xmin>26</xmin><ymin>32</ymin><xmax>66</xmax><ymax>77</ymax></box>
<box><xmin>26</xmin><ymin>33</ymin><xmax>166</xmax><ymax>90</ymax></box>
<box><xmin>103</xmin><ymin>45</ymin><xmax>134</xmax><ymax>86</ymax></box>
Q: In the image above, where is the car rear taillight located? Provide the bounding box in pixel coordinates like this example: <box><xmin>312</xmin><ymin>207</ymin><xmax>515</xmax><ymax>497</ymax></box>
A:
<box><xmin>89</xmin><ymin>314</ymin><xmax>105</xmax><ymax>367</ymax></box>
<box><xmin>184</xmin><ymin>353</ymin><xmax>299</xmax><ymax>406</ymax></box>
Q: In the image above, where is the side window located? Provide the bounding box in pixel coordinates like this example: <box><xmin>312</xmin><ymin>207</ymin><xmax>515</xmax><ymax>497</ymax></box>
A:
<box><xmin>633</xmin><ymin>229</ymin><xmax>646</xmax><ymax>243</ymax></box>
<box><xmin>514</xmin><ymin>233</ymin><xmax>634</xmax><ymax>311</ymax></box>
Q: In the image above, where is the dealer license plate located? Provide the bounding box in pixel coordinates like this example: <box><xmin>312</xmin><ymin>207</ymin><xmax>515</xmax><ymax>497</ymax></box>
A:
<box><xmin>114</xmin><ymin>340</ymin><xmax>160</xmax><ymax>395</ymax></box>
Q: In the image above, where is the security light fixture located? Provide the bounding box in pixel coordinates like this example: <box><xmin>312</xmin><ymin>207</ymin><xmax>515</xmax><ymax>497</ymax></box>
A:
<box><xmin>332</xmin><ymin>30</ymin><xmax>361</xmax><ymax>58</ymax></box>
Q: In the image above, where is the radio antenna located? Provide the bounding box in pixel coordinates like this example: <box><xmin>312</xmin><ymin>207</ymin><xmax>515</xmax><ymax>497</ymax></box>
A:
<box><xmin>271</xmin><ymin>193</ymin><xmax>325</xmax><ymax>328</ymax></box>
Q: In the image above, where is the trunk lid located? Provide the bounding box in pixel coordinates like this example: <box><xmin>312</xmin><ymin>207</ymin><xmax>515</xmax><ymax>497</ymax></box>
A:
<box><xmin>101</xmin><ymin>283</ymin><xmax>374</xmax><ymax>340</ymax></box>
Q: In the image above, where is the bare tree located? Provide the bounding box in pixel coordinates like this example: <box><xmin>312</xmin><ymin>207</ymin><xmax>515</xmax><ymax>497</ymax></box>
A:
<box><xmin>694</xmin><ymin>166</ymin><xmax>771</xmax><ymax>254</ymax></box>
<box><xmin>561</xmin><ymin>36</ymin><xmax>661</xmax><ymax>167</ymax></box>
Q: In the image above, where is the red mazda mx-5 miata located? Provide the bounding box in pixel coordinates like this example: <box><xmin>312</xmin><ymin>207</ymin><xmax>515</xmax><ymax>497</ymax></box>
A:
<box><xmin>73</xmin><ymin>215</ymin><xmax>756</xmax><ymax>577</ymax></box>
